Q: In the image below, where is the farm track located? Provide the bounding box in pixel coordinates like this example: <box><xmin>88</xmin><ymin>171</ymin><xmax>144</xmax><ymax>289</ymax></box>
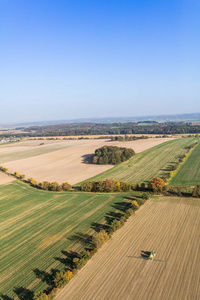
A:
<box><xmin>0</xmin><ymin>181</ymin><xmax>136</xmax><ymax>298</ymax></box>
<box><xmin>56</xmin><ymin>197</ymin><xmax>200</xmax><ymax>300</ymax></box>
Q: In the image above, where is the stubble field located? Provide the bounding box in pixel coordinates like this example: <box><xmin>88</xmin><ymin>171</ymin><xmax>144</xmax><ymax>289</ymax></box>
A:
<box><xmin>0</xmin><ymin>137</ymin><xmax>173</xmax><ymax>185</ymax></box>
<box><xmin>56</xmin><ymin>196</ymin><xmax>200</xmax><ymax>300</ymax></box>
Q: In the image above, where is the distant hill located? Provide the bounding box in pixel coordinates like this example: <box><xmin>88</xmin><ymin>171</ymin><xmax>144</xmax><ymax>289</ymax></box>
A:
<box><xmin>1</xmin><ymin>112</ymin><xmax>200</xmax><ymax>128</ymax></box>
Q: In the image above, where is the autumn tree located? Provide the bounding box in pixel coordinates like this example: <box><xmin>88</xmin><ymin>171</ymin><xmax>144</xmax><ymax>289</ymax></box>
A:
<box><xmin>33</xmin><ymin>292</ymin><xmax>48</xmax><ymax>300</ymax></box>
<box><xmin>102</xmin><ymin>179</ymin><xmax>116</xmax><ymax>192</ymax></box>
<box><xmin>62</xmin><ymin>182</ymin><xmax>71</xmax><ymax>191</ymax></box>
<box><xmin>53</xmin><ymin>271</ymin><xmax>68</xmax><ymax>288</ymax></box>
<box><xmin>131</xmin><ymin>200</ymin><xmax>139</xmax><ymax>210</ymax></box>
<box><xmin>192</xmin><ymin>185</ymin><xmax>200</xmax><ymax>197</ymax></box>
<box><xmin>81</xmin><ymin>181</ymin><xmax>93</xmax><ymax>192</ymax></box>
<box><xmin>148</xmin><ymin>177</ymin><xmax>165</xmax><ymax>191</ymax></box>
<box><xmin>92</xmin><ymin>230</ymin><xmax>110</xmax><ymax>248</ymax></box>
<box><xmin>65</xmin><ymin>270</ymin><xmax>72</xmax><ymax>281</ymax></box>
<box><xmin>39</xmin><ymin>181</ymin><xmax>50</xmax><ymax>190</ymax></box>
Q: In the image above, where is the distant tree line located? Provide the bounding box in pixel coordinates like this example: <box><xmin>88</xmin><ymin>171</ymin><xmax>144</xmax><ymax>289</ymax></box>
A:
<box><xmin>1</xmin><ymin>122</ymin><xmax>200</xmax><ymax>138</ymax></box>
<box><xmin>110</xmin><ymin>135</ymin><xmax>149</xmax><ymax>141</ymax></box>
<box><xmin>92</xmin><ymin>146</ymin><xmax>135</xmax><ymax>165</ymax></box>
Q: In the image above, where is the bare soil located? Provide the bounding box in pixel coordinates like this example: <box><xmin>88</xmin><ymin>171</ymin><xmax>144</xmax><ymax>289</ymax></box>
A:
<box><xmin>0</xmin><ymin>138</ymin><xmax>173</xmax><ymax>185</ymax></box>
<box><xmin>56</xmin><ymin>196</ymin><xmax>200</xmax><ymax>300</ymax></box>
<box><xmin>0</xmin><ymin>173</ymin><xmax>14</xmax><ymax>185</ymax></box>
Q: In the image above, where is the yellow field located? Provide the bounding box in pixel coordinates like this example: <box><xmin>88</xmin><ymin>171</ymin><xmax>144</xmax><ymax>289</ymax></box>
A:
<box><xmin>56</xmin><ymin>196</ymin><xmax>200</xmax><ymax>300</ymax></box>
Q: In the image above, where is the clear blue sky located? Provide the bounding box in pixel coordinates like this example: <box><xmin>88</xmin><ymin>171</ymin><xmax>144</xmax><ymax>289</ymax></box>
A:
<box><xmin>0</xmin><ymin>0</ymin><xmax>200</xmax><ymax>123</ymax></box>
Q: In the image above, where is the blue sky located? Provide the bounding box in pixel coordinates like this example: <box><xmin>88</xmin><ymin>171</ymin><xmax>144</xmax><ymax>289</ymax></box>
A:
<box><xmin>0</xmin><ymin>0</ymin><xmax>200</xmax><ymax>123</ymax></box>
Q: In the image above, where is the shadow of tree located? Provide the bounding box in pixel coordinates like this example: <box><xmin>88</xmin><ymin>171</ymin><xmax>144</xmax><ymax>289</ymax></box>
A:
<box><xmin>13</xmin><ymin>287</ymin><xmax>34</xmax><ymax>300</ymax></box>
<box><xmin>67</xmin><ymin>232</ymin><xmax>93</xmax><ymax>246</ymax></box>
<box><xmin>91</xmin><ymin>222</ymin><xmax>108</xmax><ymax>232</ymax></box>
<box><xmin>54</xmin><ymin>250</ymin><xmax>79</xmax><ymax>269</ymax></box>
<box><xmin>33</xmin><ymin>268</ymin><xmax>59</xmax><ymax>286</ymax></box>
<box><xmin>0</xmin><ymin>294</ymin><xmax>14</xmax><ymax>300</ymax></box>
<box><xmin>81</xmin><ymin>154</ymin><xmax>94</xmax><ymax>164</ymax></box>
<box><xmin>112</xmin><ymin>201</ymin><xmax>131</xmax><ymax>212</ymax></box>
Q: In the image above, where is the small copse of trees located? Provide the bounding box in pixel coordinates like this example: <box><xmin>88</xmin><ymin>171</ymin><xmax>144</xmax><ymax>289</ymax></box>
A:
<box><xmin>92</xmin><ymin>146</ymin><xmax>135</xmax><ymax>165</ymax></box>
<box><xmin>81</xmin><ymin>179</ymin><xmax>131</xmax><ymax>192</ymax></box>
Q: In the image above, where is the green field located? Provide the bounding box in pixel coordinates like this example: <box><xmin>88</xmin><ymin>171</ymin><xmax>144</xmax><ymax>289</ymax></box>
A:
<box><xmin>169</xmin><ymin>141</ymin><xmax>200</xmax><ymax>186</ymax></box>
<box><xmin>79</xmin><ymin>137</ymin><xmax>197</xmax><ymax>185</ymax></box>
<box><xmin>0</xmin><ymin>181</ymin><xmax>136</xmax><ymax>298</ymax></box>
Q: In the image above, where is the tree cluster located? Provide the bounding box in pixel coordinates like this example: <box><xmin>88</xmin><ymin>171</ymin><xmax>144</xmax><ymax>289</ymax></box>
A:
<box><xmin>92</xmin><ymin>146</ymin><xmax>135</xmax><ymax>165</ymax></box>
<box><xmin>192</xmin><ymin>185</ymin><xmax>200</xmax><ymax>197</ymax></box>
<box><xmin>81</xmin><ymin>179</ymin><xmax>131</xmax><ymax>192</ymax></box>
<box><xmin>110</xmin><ymin>135</ymin><xmax>149</xmax><ymax>141</ymax></box>
<box><xmin>148</xmin><ymin>177</ymin><xmax>165</xmax><ymax>192</ymax></box>
<box><xmin>39</xmin><ymin>181</ymin><xmax>71</xmax><ymax>191</ymax></box>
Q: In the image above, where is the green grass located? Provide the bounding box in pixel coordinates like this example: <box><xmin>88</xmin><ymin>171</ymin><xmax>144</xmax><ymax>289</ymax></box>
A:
<box><xmin>77</xmin><ymin>137</ymin><xmax>198</xmax><ymax>185</ymax></box>
<box><xmin>169</xmin><ymin>141</ymin><xmax>200</xmax><ymax>186</ymax></box>
<box><xmin>0</xmin><ymin>181</ymin><xmax>137</xmax><ymax>298</ymax></box>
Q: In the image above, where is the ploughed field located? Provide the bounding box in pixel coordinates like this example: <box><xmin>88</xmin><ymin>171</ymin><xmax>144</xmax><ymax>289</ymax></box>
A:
<box><xmin>56</xmin><ymin>196</ymin><xmax>200</xmax><ymax>300</ymax></box>
<box><xmin>0</xmin><ymin>181</ymin><xmax>138</xmax><ymax>298</ymax></box>
<box><xmin>169</xmin><ymin>141</ymin><xmax>200</xmax><ymax>186</ymax></box>
<box><xmin>82</xmin><ymin>137</ymin><xmax>197</xmax><ymax>185</ymax></box>
<box><xmin>0</xmin><ymin>137</ymin><xmax>173</xmax><ymax>185</ymax></box>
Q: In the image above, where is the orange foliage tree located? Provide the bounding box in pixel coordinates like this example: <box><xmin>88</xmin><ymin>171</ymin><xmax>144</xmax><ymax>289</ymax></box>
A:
<box><xmin>148</xmin><ymin>177</ymin><xmax>165</xmax><ymax>191</ymax></box>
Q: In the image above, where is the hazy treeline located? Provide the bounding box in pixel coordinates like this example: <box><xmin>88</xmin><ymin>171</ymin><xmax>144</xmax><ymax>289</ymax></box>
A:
<box><xmin>1</xmin><ymin>122</ymin><xmax>200</xmax><ymax>137</ymax></box>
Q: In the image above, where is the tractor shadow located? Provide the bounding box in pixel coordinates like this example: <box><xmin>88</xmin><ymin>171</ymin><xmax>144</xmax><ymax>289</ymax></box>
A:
<box><xmin>141</xmin><ymin>250</ymin><xmax>151</xmax><ymax>258</ymax></box>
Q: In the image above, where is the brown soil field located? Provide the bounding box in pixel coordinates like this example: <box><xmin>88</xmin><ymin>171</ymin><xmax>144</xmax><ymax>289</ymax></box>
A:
<box><xmin>0</xmin><ymin>172</ymin><xmax>14</xmax><ymax>185</ymax></box>
<box><xmin>0</xmin><ymin>138</ymin><xmax>173</xmax><ymax>185</ymax></box>
<box><xmin>56</xmin><ymin>196</ymin><xmax>200</xmax><ymax>300</ymax></box>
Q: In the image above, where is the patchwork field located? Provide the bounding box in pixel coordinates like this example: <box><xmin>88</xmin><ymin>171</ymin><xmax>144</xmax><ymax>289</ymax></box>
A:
<box><xmin>0</xmin><ymin>181</ymin><xmax>138</xmax><ymax>298</ymax></box>
<box><xmin>56</xmin><ymin>196</ymin><xmax>200</xmax><ymax>300</ymax></box>
<box><xmin>82</xmin><ymin>137</ymin><xmax>197</xmax><ymax>185</ymax></box>
<box><xmin>0</xmin><ymin>138</ymin><xmax>173</xmax><ymax>185</ymax></box>
<box><xmin>169</xmin><ymin>141</ymin><xmax>200</xmax><ymax>186</ymax></box>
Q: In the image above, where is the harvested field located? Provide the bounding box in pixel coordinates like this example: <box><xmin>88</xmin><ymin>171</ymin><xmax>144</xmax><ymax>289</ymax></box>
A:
<box><xmin>0</xmin><ymin>172</ymin><xmax>15</xmax><ymax>185</ymax></box>
<box><xmin>56</xmin><ymin>196</ymin><xmax>200</xmax><ymax>300</ymax></box>
<box><xmin>169</xmin><ymin>141</ymin><xmax>200</xmax><ymax>186</ymax></box>
<box><xmin>0</xmin><ymin>138</ymin><xmax>173</xmax><ymax>185</ymax></box>
<box><xmin>83</xmin><ymin>137</ymin><xmax>197</xmax><ymax>185</ymax></box>
<box><xmin>0</xmin><ymin>181</ymin><xmax>139</xmax><ymax>298</ymax></box>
